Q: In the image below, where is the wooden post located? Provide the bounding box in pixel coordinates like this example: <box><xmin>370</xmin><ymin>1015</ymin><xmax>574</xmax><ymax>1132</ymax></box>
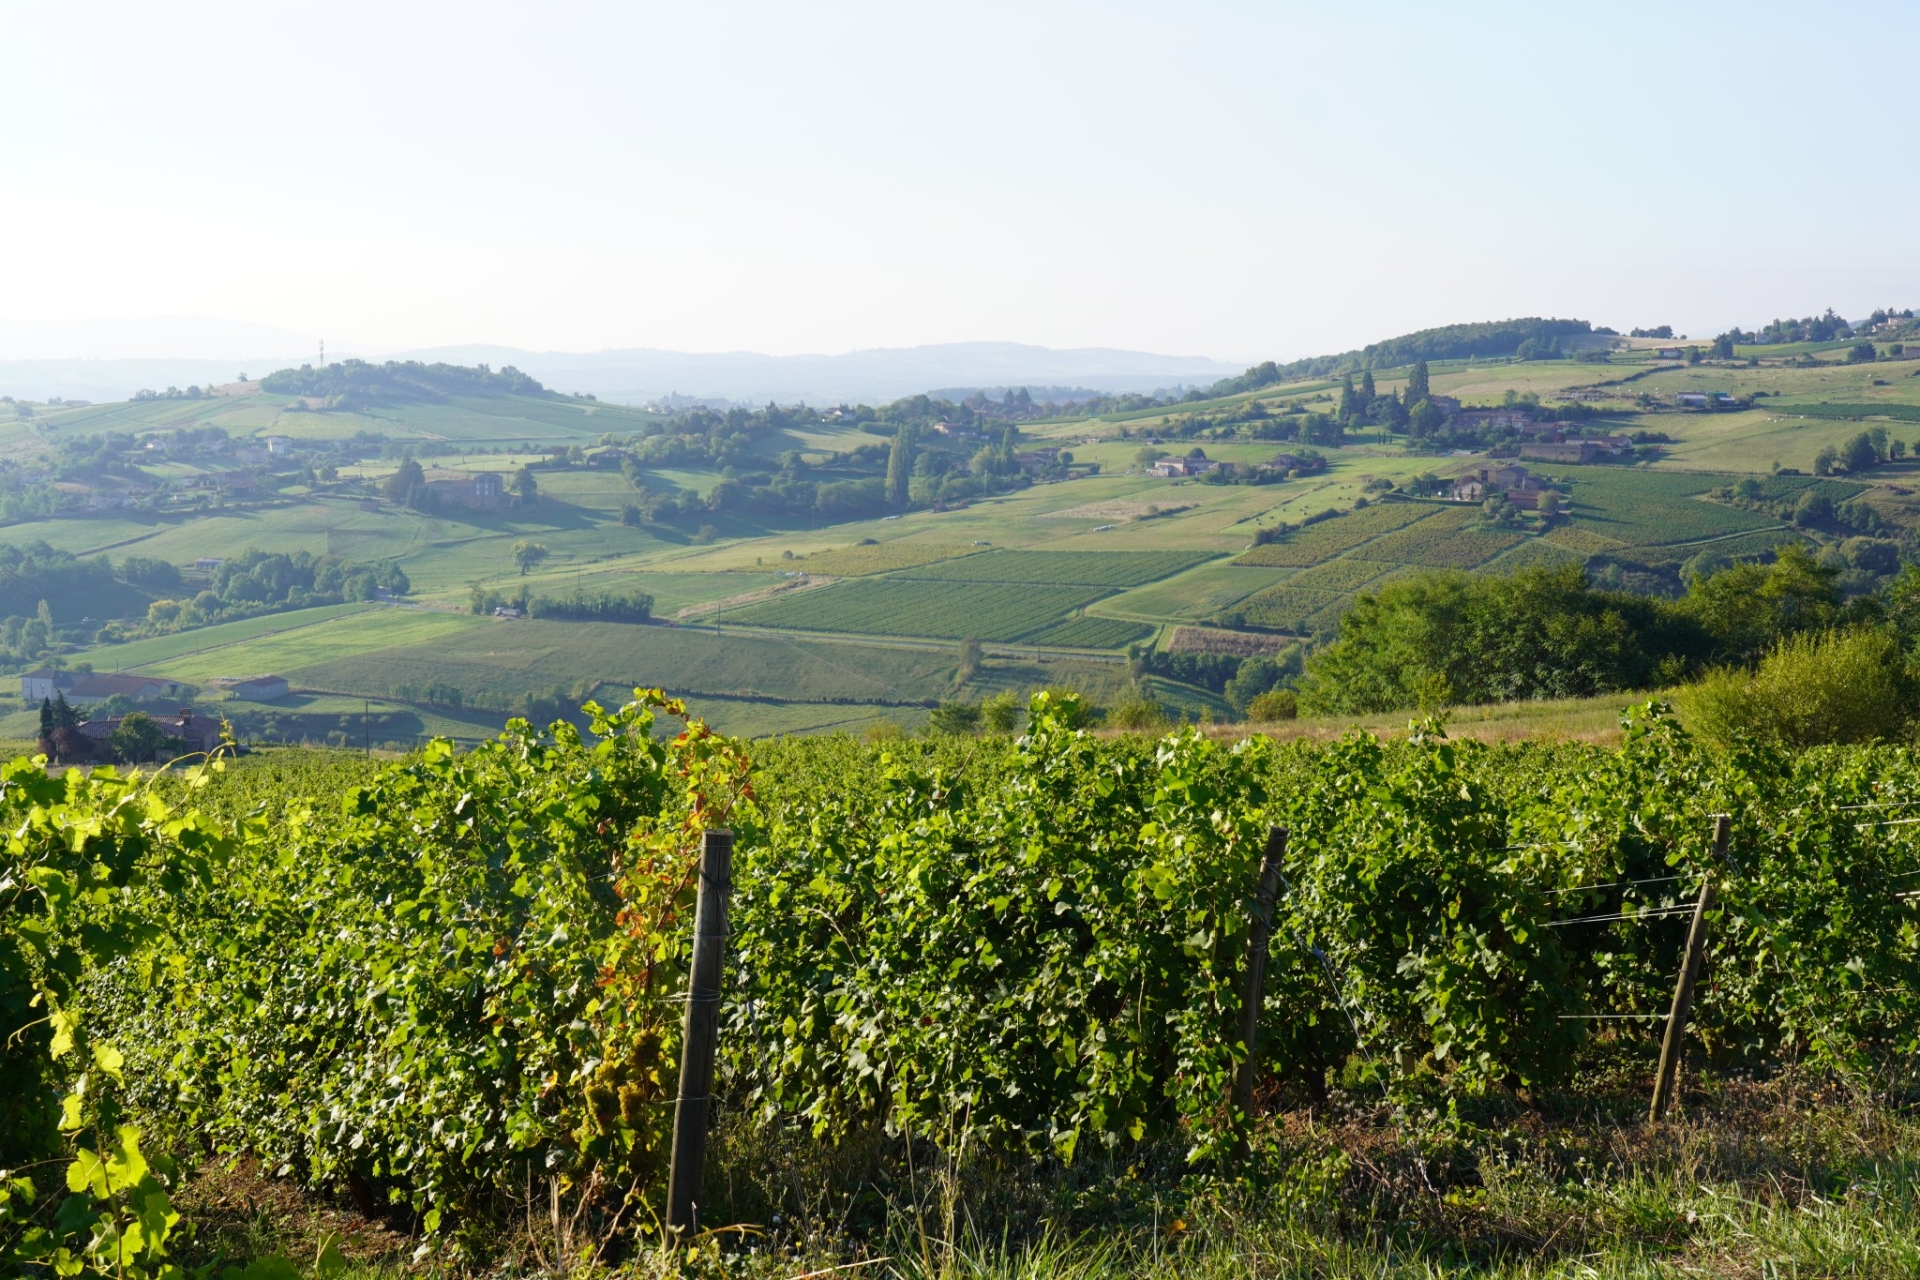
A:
<box><xmin>666</xmin><ymin>829</ymin><xmax>732</xmax><ymax>1239</ymax></box>
<box><xmin>1649</xmin><ymin>815</ymin><xmax>1729</xmax><ymax>1123</ymax></box>
<box><xmin>1232</xmin><ymin>826</ymin><xmax>1289</xmax><ymax>1139</ymax></box>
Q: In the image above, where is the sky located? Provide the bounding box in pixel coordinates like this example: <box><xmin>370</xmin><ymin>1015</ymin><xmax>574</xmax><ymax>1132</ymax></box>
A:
<box><xmin>3</xmin><ymin>0</ymin><xmax>1918</xmax><ymax>363</ymax></box>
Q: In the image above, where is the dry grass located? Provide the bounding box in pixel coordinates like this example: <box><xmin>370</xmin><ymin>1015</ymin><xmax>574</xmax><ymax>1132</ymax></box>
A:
<box><xmin>1205</xmin><ymin>693</ymin><xmax>1642</xmax><ymax>747</ymax></box>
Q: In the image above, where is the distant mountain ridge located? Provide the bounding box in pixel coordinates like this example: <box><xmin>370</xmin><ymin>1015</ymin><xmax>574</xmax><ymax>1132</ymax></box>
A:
<box><xmin>384</xmin><ymin>341</ymin><xmax>1245</xmax><ymax>406</ymax></box>
<box><xmin>0</xmin><ymin>338</ymin><xmax>1244</xmax><ymax>405</ymax></box>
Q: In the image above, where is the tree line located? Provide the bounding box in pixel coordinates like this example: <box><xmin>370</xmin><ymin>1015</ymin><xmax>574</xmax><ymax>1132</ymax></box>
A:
<box><xmin>1296</xmin><ymin>548</ymin><xmax>1920</xmax><ymax>714</ymax></box>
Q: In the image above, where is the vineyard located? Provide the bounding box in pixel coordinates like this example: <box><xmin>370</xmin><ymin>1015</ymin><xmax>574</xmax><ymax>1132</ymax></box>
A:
<box><xmin>6</xmin><ymin>694</ymin><xmax>1920</xmax><ymax>1275</ymax></box>
<box><xmin>1233</xmin><ymin>502</ymin><xmax>1437</xmax><ymax>567</ymax></box>
<box><xmin>724</xmin><ymin>578</ymin><xmax>1112</xmax><ymax>642</ymax></box>
<box><xmin>724</xmin><ymin>551</ymin><xmax>1213</xmax><ymax>645</ymax></box>
<box><xmin>1279</xmin><ymin>557</ymin><xmax>1398</xmax><ymax>593</ymax></box>
<box><xmin>1358</xmin><ymin>507</ymin><xmax>1524</xmax><ymax>568</ymax></box>
<box><xmin>790</xmin><ymin>543</ymin><xmax>980</xmax><ymax>576</ymax></box>
<box><xmin>1560</xmin><ymin>470</ymin><xmax>1777</xmax><ymax>545</ymax></box>
<box><xmin>1226</xmin><ymin>584</ymin><xmax>1347</xmax><ymax>633</ymax></box>
<box><xmin>891</xmin><ymin>549</ymin><xmax>1212</xmax><ymax>586</ymax></box>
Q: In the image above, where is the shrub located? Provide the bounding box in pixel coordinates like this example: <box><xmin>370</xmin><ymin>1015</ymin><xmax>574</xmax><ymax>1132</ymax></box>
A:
<box><xmin>929</xmin><ymin>700</ymin><xmax>983</xmax><ymax>734</ymax></box>
<box><xmin>1105</xmin><ymin>692</ymin><xmax>1170</xmax><ymax>731</ymax></box>
<box><xmin>1245</xmin><ymin>689</ymin><xmax>1298</xmax><ymax>722</ymax></box>
<box><xmin>980</xmin><ymin>690</ymin><xmax>1022</xmax><ymax>732</ymax></box>
<box><xmin>1676</xmin><ymin>628</ymin><xmax>1918</xmax><ymax>748</ymax></box>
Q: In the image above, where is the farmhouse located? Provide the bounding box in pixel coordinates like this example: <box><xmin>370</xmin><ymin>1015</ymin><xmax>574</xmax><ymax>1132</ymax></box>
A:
<box><xmin>209</xmin><ymin>674</ymin><xmax>290</xmax><ymax>702</ymax></box>
<box><xmin>1656</xmin><ymin>347</ymin><xmax>1686</xmax><ymax>359</ymax></box>
<box><xmin>1450</xmin><ymin>409</ymin><xmax>1534</xmax><ymax>433</ymax></box>
<box><xmin>1519</xmin><ymin>441</ymin><xmax>1608</xmax><ymax>464</ymax></box>
<box><xmin>1449</xmin><ymin>465</ymin><xmax>1539</xmax><ymax>502</ymax></box>
<box><xmin>264</xmin><ymin>435</ymin><xmax>294</xmax><ymax>455</ymax></box>
<box><xmin>1151</xmin><ymin>456</ymin><xmax>1218</xmax><ymax>478</ymax></box>
<box><xmin>21</xmin><ymin>670</ymin><xmax>181</xmax><ymax>704</ymax></box>
<box><xmin>424</xmin><ymin>471</ymin><xmax>505</xmax><ymax>507</ymax></box>
<box><xmin>77</xmin><ymin>708</ymin><xmax>225</xmax><ymax>756</ymax></box>
<box><xmin>1426</xmin><ymin>395</ymin><xmax>1463</xmax><ymax>416</ymax></box>
<box><xmin>1266</xmin><ymin>452</ymin><xmax>1327</xmax><ymax>474</ymax></box>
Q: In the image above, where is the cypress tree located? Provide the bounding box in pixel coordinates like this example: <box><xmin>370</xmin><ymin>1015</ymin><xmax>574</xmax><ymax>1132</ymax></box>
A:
<box><xmin>887</xmin><ymin>424</ymin><xmax>917</xmax><ymax>508</ymax></box>
<box><xmin>1337</xmin><ymin>373</ymin><xmax>1359</xmax><ymax>421</ymax></box>
<box><xmin>1405</xmin><ymin>359</ymin><xmax>1431</xmax><ymax>406</ymax></box>
<box><xmin>39</xmin><ymin>696</ymin><xmax>52</xmax><ymax>741</ymax></box>
<box><xmin>1361</xmin><ymin>370</ymin><xmax>1377</xmax><ymax>403</ymax></box>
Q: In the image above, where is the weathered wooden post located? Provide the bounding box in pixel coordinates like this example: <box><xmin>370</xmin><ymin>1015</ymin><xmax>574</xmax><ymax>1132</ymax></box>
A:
<box><xmin>1232</xmin><ymin>826</ymin><xmax>1289</xmax><ymax>1145</ymax></box>
<box><xmin>666</xmin><ymin>828</ymin><xmax>732</xmax><ymax>1239</ymax></box>
<box><xmin>1649</xmin><ymin>814</ymin><xmax>1729</xmax><ymax>1123</ymax></box>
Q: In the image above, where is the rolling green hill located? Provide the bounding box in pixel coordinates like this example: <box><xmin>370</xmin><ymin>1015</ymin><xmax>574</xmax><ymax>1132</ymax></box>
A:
<box><xmin>7</xmin><ymin>328</ymin><xmax>1920</xmax><ymax>738</ymax></box>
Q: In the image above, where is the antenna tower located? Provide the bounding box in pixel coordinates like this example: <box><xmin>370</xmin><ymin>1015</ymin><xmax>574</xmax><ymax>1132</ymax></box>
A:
<box><xmin>319</xmin><ymin>338</ymin><xmax>326</xmax><ymax>366</ymax></box>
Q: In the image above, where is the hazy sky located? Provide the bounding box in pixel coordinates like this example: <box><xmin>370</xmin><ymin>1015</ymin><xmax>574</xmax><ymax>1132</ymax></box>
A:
<box><xmin>4</xmin><ymin>0</ymin><xmax>1917</xmax><ymax>362</ymax></box>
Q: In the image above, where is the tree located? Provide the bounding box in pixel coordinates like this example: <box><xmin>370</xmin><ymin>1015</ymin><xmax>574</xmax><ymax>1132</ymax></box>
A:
<box><xmin>511</xmin><ymin>540</ymin><xmax>550</xmax><ymax>575</ymax></box>
<box><xmin>1710</xmin><ymin>333</ymin><xmax>1736</xmax><ymax>360</ymax></box>
<box><xmin>1360</xmin><ymin>370</ymin><xmax>1376</xmax><ymax>403</ymax></box>
<box><xmin>887</xmin><ymin>425</ymin><xmax>916</xmax><ymax>509</ymax></box>
<box><xmin>1536</xmin><ymin>489</ymin><xmax>1563</xmax><ymax>517</ymax></box>
<box><xmin>956</xmin><ymin>637</ymin><xmax>981</xmax><ymax>684</ymax></box>
<box><xmin>1337</xmin><ymin>374</ymin><xmax>1359</xmax><ymax>421</ymax></box>
<box><xmin>38</xmin><ymin>696</ymin><xmax>52</xmax><ymax>742</ymax></box>
<box><xmin>1298</xmin><ymin>565</ymin><xmax>1690</xmax><ymax>714</ymax></box>
<box><xmin>108</xmin><ymin>711</ymin><xmax>171</xmax><ymax>763</ymax></box>
<box><xmin>1407</xmin><ymin>398</ymin><xmax>1443</xmax><ymax>439</ymax></box>
<box><xmin>510</xmin><ymin>466</ymin><xmax>539</xmax><ymax>503</ymax></box>
<box><xmin>1841</xmin><ymin>431</ymin><xmax>1879</xmax><ymax>475</ymax></box>
<box><xmin>1677</xmin><ymin>544</ymin><xmax>1842</xmax><ymax>665</ymax></box>
<box><xmin>382</xmin><ymin>457</ymin><xmax>425</xmax><ymax>504</ymax></box>
<box><xmin>1404</xmin><ymin>359</ymin><xmax>1431</xmax><ymax>406</ymax></box>
<box><xmin>1847</xmin><ymin>340</ymin><xmax>1879</xmax><ymax>364</ymax></box>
